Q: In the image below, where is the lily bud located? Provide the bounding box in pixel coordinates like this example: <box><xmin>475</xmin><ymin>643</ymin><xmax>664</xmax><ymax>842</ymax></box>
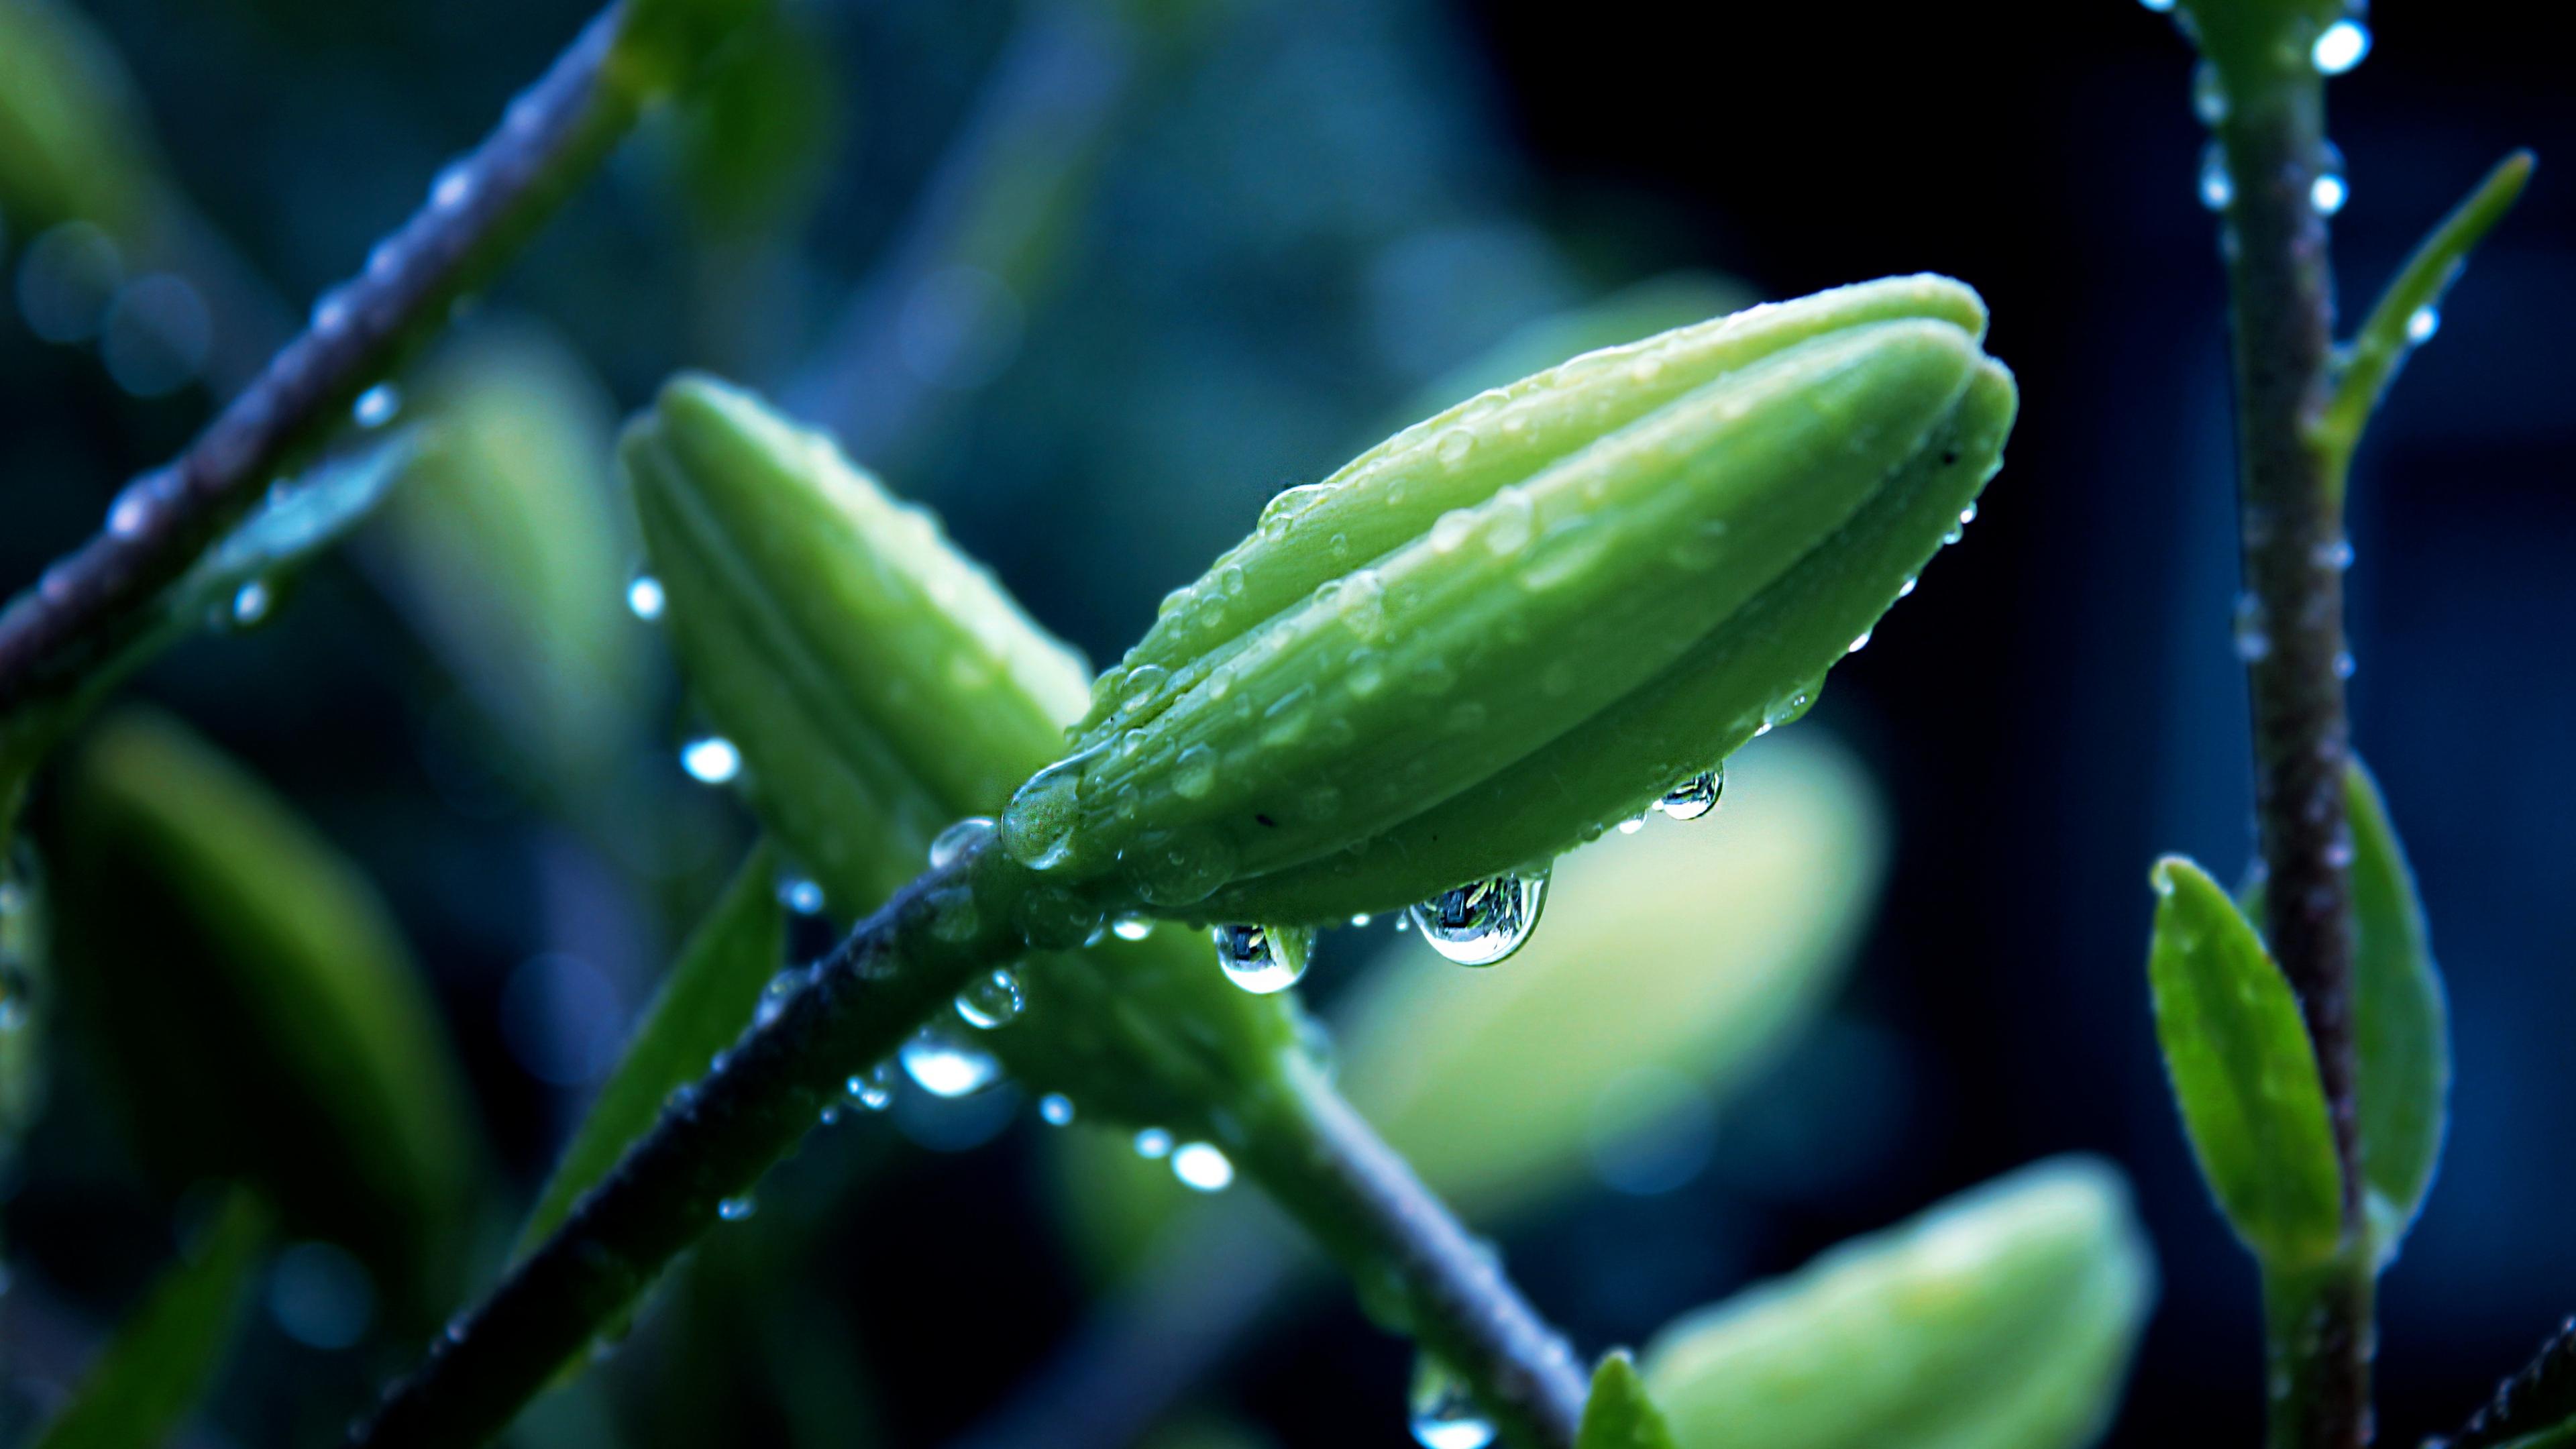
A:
<box><xmin>1001</xmin><ymin>276</ymin><xmax>2016</xmax><ymax>921</ymax></box>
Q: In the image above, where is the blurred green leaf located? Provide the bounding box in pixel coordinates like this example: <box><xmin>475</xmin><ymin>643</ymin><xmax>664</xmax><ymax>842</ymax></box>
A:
<box><xmin>2148</xmin><ymin>855</ymin><xmax>2341</xmax><ymax>1270</ymax></box>
<box><xmin>0</xmin><ymin>0</ymin><xmax>161</xmax><ymax>235</ymax></box>
<box><xmin>663</xmin><ymin>11</ymin><xmax>845</xmax><ymax>239</ymax></box>
<box><xmin>1642</xmin><ymin>1156</ymin><xmax>2155</xmax><ymax>1449</ymax></box>
<box><xmin>56</xmin><ymin>710</ymin><xmax>482</xmax><ymax>1322</ymax></box>
<box><xmin>370</xmin><ymin>325</ymin><xmax>646</xmax><ymax>804</ymax></box>
<box><xmin>2343</xmin><ymin>759</ymin><xmax>2448</xmax><ymax>1266</ymax></box>
<box><xmin>522</xmin><ymin>839</ymin><xmax>783</xmax><ymax>1252</ymax></box>
<box><xmin>31</xmin><ymin>1185</ymin><xmax>271</xmax><ymax>1449</ymax></box>
<box><xmin>1577</xmin><ymin>1352</ymin><xmax>1677</xmax><ymax>1449</ymax></box>
<box><xmin>1</xmin><ymin>842</ymin><xmax>47</xmax><ymax>1171</ymax></box>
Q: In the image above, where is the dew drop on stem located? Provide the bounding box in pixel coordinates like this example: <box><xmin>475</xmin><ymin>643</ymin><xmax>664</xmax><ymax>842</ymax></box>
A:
<box><xmin>899</xmin><ymin>1025</ymin><xmax>1002</xmax><ymax>1097</ymax></box>
<box><xmin>930</xmin><ymin>816</ymin><xmax>996</xmax><ymax>869</ymax></box>
<box><xmin>1407</xmin><ymin>1354</ymin><xmax>1497</xmax><ymax>1449</ymax></box>
<box><xmin>2199</xmin><ymin>140</ymin><xmax>2235</xmax><ymax>211</ymax></box>
<box><xmin>2312</xmin><ymin>142</ymin><xmax>2349</xmax><ymax>216</ymax></box>
<box><xmin>955</xmin><ymin>967</ymin><xmax>1024</xmax><ymax>1028</ymax></box>
<box><xmin>847</xmin><ymin>1062</ymin><xmax>896</xmax><ymax>1111</ymax></box>
<box><xmin>1408</xmin><ymin>873</ymin><xmax>1548</xmax><ymax>967</ymax></box>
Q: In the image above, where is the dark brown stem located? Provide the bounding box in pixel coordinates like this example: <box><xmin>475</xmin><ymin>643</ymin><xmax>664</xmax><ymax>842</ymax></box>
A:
<box><xmin>2215</xmin><ymin>57</ymin><xmax>2370</xmax><ymax>1449</ymax></box>
<box><xmin>0</xmin><ymin>1</ymin><xmax>643</xmax><ymax>714</ymax></box>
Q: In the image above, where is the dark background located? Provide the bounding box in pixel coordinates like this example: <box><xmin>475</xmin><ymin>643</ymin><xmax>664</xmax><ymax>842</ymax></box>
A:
<box><xmin>3</xmin><ymin>0</ymin><xmax>2572</xmax><ymax>1444</ymax></box>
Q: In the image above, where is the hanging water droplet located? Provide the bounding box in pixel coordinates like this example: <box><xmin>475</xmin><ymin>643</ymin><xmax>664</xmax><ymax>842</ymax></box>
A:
<box><xmin>1171</xmin><ymin>1142</ymin><xmax>1235</xmax><ymax>1192</ymax></box>
<box><xmin>1134</xmin><ymin>1127</ymin><xmax>1173</xmax><ymax>1159</ymax></box>
<box><xmin>1110</xmin><ymin>914</ymin><xmax>1154</xmax><ymax>941</ymax></box>
<box><xmin>1349</xmin><ymin>914</ymin><xmax>1373</xmax><ymax>928</ymax></box>
<box><xmin>230</xmin><ymin>580</ymin><xmax>272</xmax><ymax>627</ymax></box>
<box><xmin>1002</xmin><ymin>753</ymin><xmax>1091</xmax><ymax>871</ymax></box>
<box><xmin>1617</xmin><ymin>815</ymin><xmax>1646</xmax><ymax>835</ymax></box>
<box><xmin>1408</xmin><ymin>873</ymin><xmax>1548</xmax><ymax>967</ymax></box>
<box><xmin>1959</xmin><ymin>502</ymin><xmax>1979</xmax><ymax>527</ymax></box>
<box><xmin>2312</xmin><ymin>18</ymin><xmax>2371</xmax><ymax>74</ymax></box>
<box><xmin>1212</xmin><ymin>923</ymin><xmax>1314</xmax><ymax>994</ymax></box>
<box><xmin>1847</xmin><ymin>630</ymin><xmax>1872</xmax><ymax>654</ymax></box>
<box><xmin>777</xmin><ymin>877</ymin><xmax>825</xmax><ymax>915</ymax></box>
<box><xmin>899</xmin><ymin>1024</ymin><xmax>1002</xmax><ymax>1097</ymax></box>
<box><xmin>1408</xmin><ymin>1356</ymin><xmax>1497</xmax><ymax>1449</ymax></box>
<box><xmin>955</xmin><ymin>968</ymin><xmax>1025</xmax><ymax>1028</ymax></box>
<box><xmin>2198</xmin><ymin>140</ymin><xmax>2235</xmax><ymax>211</ymax></box>
<box><xmin>680</xmin><ymin>737</ymin><xmax>741</xmax><ymax>784</ymax></box>
<box><xmin>1172</xmin><ymin>743</ymin><xmax>1220</xmax><ymax>800</ymax></box>
<box><xmin>1897</xmin><ymin>574</ymin><xmax>1918</xmax><ymax>598</ymax></box>
<box><xmin>2311</xmin><ymin>142</ymin><xmax>2349</xmax><ymax>215</ymax></box>
<box><xmin>847</xmin><ymin>1062</ymin><xmax>896</xmax><ymax>1111</ymax></box>
<box><xmin>755</xmin><ymin>969</ymin><xmax>801</xmax><ymax>1027</ymax></box>
<box><xmin>930</xmin><ymin>816</ymin><xmax>997</xmax><ymax>869</ymax></box>
<box><xmin>353</xmin><ymin>382</ymin><xmax>400</xmax><ymax>429</ymax></box>
<box><xmin>2191</xmin><ymin>61</ymin><xmax>2229</xmax><ymax>125</ymax></box>
<box><xmin>1038</xmin><ymin>1093</ymin><xmax>1076</xmax><ymax>1126</ymax></box>
<box><xmin>627</xmin><ymin>574</ymin><xmax>665</xmax><ymax>621</ymax></box>
<box><xmin>716</xmin><ymin>1195</ymin><xmax>755</xmax><ymax>1222</ymax></box>
<box><xmin>1658</xmin><ymin>767</ymin><xmax>1724</xmax><ymax>821</ymax></box>
<box><xmin>2406</xmin><ymin>305</ymin><xmax>2440</xmax><ymax>343</ymax></box>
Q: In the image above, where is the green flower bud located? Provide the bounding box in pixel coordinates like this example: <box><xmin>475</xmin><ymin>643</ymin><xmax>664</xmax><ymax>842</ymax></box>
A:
<box><xmin>999</xmin><ymin>276</ymin><xmax>2016</xmax><ymax>922</ymax></box>
<box><xmin>1641</xmin><ymin>1157</ymin><xmax>2155</xmax><ymax>1449</ymax></box>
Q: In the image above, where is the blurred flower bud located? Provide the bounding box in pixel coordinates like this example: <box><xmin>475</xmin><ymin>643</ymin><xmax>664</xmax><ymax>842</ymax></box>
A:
<box><xmin>998</xmin><ymin>276</ymin><xmax>2016</xmax><ymax>924</ymax></box>
<box><xmin>55</xmin><ymin>710</ymin><xmax>482</xmax><ymax>1325</ymax></box>
<box><xmin>1642</xmin><ymin>1157</ymin><xmax>2155</xmax><ymax>1449</ymax></box>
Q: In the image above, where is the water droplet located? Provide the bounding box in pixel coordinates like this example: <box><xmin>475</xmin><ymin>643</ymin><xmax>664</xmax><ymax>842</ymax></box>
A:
<box><xmin>1408</xmin><ymin>874</ymin><xmax>1548</xmax><ymax>967</ymax></box>
<box><xmin>1897</xmin><ymin>574</ymin><xmax>1918</xmax><ymax>598</ymax></box>
<box><xmin>2312</xmin><ymin>18</ymin><xmax>2371</xmax><ymax>74</ymax></box>
<box><xmin>2335</xmin><ymin>649</ymin><xmax>2357</xmax><ymax>679</ymax></box>
<box><xmin>1617</xmin><ymin>815</ymin><xmax>1646</xmax><ymax>835</ymax></box>
<box><xmin>1484</xmin><ymin>487</ymin><xmax>1536</xmax><ymax>555</ymax></box>
<box><xmin>1212</xmin><ymin>923</ymin><xmax>1315</xmax><ymax>994</ymax></box>
<box><xmin>353</xmin><ymin>382</ymin><xmax>400</xmax><ymax>429</ymax></box>
<box><xmin>1172</xmin><ymin>1142</ymin><xmax>1235</xmax><ymax>1192</ymax></box>
<box><xmin>2192</xmin><ymin>61</ymin><xmax>2229</xmax><ymax>125</ymax></box>
<box><xmin>1959</xmin><ymin>502</ymin><xmax>1979</xmax><ymax>527</ymax></box>
<box><xmin>230</xmin><ymin>580</ymin><xmax>272</xmax><ymax>627</ymax></box>
<box><xmin>1847</xmin><ymin>630</ymin><xmax>1872</xmax><ymax>654</ymax></box>
<box><xmin>1039</xmin><ymin>1093</ymin><xmax>1075</xmax><ymax>1126</ymax></box>
<box><xmin>680</xmin><ymin>737</ymin><xmax>741</xmax><ymax>784</ymax></box>
<box><xmin>2137</xmin><ymin>0</ymin><xmax>2174</xmax><ymax>11</ymax></box>
<box><xmin>1119</xmin><ymin>664</ymin><xmax>1170</xmax><ymax>714</ymax></box>
<box><xmin>1134</xmin><ymin>1127</ymin><xmax>1173</xmax><ymax>1159</ymax></box>
<box><xmin>1409</xmin><ymin>1356</ymin><xmax>1497</xmax><ymax>1449</ymax></box>
<box><xmin>777</xmin><ymin>876</ymin><xmax>825</xmax><ymax>915</ymax></box>
<box><xmin>1430</xmin><ymin>509</ymin><xmax>1475</xmax><ymax>553</ymax></box>
<box><xmin>1120</xmin><ymin>826</ymin><xmax>1238</xmax><ymax>908</ymax></box>
<box><xmin>930</xmin><ymin>816</ymin><xmax>996</xmax><ymax>869</ymax></box>
<box><xmin>900</xmin><ymin>1024</ymin><xmax>1002</xmax><ymax>1097</ymax></box>
<box><xmin>716</xmin><ymin>1196</ymin><xmax>755</xmax><ymax>1221</ymax></box>
<box><xmin>1002</xmin><ymin>754</ymin><xmax>1089</xmax><ymax>871</ymax></box>
<box><xmin>311</xmin><ymin>289</ymin><xmax>352</xmax><ymax>333</ymax></box>
<box><xmin>1436</xmin><ymin>429</ymin><xmax>1477</xmax><ymax>466</ymax></box>
<box><xmin>955</xmin><ymin>968</ymin><xmax>1025</xmax><ymax>1028</ymax></box>
<box><xmin>818</xmin><ymin>1104</ymin><xmax>842</xmax><ymax>1125</ymax></box>
<box><xmin>2199</xmin><ymin>140</ymin><xmax>2235</xmax><ymax>211</ymax></box>
<box><xmin>2312</xmin><ymin>538</ymin><xmax>2353</xmax><ymax>570</ymax></box>
<box><xmin>2311</xmin><ymin>142</ymin><xmax>2348</xmax><ymax>215</ymax></box>
<box><xmin>431</xmin><ymin>162</ymin><xmax>475</xmax><ymax>211</ymax></box>
<box><xmin>1111</xmin><ymin>915</ymin><xmax>1155</xmax><ymax>941</ymax></box>
<box><xmin>2406</xmin><ymin>305</ymin><xmax>2440</xmax><ymax>343</ymax></box>
<box><xmin>1658</xmin><ymin>767</ymin><xmax>1725</xmax><ymax>821</ymax></box>
<box><xmin>626</xmin><ymin>574</ymin><xmax>665</xmax><ymax>620</ymax></box>
<box><xmin>1349</xmin><ymin>914</ymin><xmax>1373</xmax><ymax>928</ymax></box>
<box><xmin>847</xmin><ymin>1063</ymin><xmax>896</xmax><ymax>1111</ymax></box>
<box><xmin>1173</xmin><ymin>743</ymin><xmax>1220</xmax><ymax>800</ymax></box>
<box><xmin>2233</xmin><ymin>593</ymin><xmax>2271</xmax><ymax>663</ymax></box>
<box><xmin>2325</xmin><ymin>835</ymin><xmax>2356</xmax><ymax>868</ymax></box>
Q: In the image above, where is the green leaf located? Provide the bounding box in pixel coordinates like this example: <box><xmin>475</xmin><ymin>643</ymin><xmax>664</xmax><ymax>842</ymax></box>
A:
<box><xmin>521</xmin><ymin>839</ymin><xmax>784</xmax><ymax>1252</ymax></box>
<box><xmin>1</xmin><ymin>842</ymin><xmax>48</xmax><ymax>1171</ymax></box>
<box><xmin>2147</xmin><ymin>855</ymin><xmax>2342</xmax><ymax>1269</ymax></box>
<box><xmin>32</xmin><ymin>1185</ymin><xmax>271</xmax><ymax>1449</ymax></box>
<box><xmin>2345</xmin><ymin>759</ymin><xmax>2449</xmax><ymax>1265</ymax></box>
<box><xmin>1643</xmin><ymin>1156</ymin><xmax>2154</xmax><ymax>1449</ymax></box>
<box><xmin>0</xmin><ymin>0</ymin><xmax>164</xmax><ymax>236</ymax></box>
<box><xmin>1578</xmin><ymin>1352</ymin><xmax>1678</xmax><ymax>1449</ymax></box>
<box><xmin>56</xmin><ymin>710</ymin><xmax>482</xmax><ymax>1323</ymax></box>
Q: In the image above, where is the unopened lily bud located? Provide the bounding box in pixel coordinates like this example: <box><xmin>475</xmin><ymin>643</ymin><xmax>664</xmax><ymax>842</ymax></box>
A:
<box><xmin>1001</xmin><ymin>276</ymin><xmax>2016</xmax><ymax>920</ymax></box>
<box><xmin>1642</xmin><ymin>1157</ymin><xmax>2154</xmax><ymax>1449</ymax></box>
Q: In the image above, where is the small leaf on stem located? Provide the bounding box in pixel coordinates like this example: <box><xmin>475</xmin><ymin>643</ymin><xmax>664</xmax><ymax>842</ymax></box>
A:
<box><xmin>1575</xmin><ymin>1352</ymin><xmax>1676</xmax><ymax>1449</ymax></box>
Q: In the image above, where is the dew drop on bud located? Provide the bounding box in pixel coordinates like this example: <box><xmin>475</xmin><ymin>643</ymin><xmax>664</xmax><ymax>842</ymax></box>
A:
<box><xmin>1171</xmin><ymin>1142</ymin><xmax>1235</xmax><ymax>1192</ymax></box>
<box><xmin>1407</xmin><ymin>873</ymin><xmax>1548</xmax><ymax>967</ymax></box>
<box><xmin>955</xmin><ymin>967</ymin><xmax>1024</xmax><ymax>1028</ymax></box>
<box><xmin>1001</xmin><ymin>754</ymin><xmax>1089</xmax><ymax>871</ymax></box>
<box><xmin>1408</xmin><ymin>1355</ymin><xmax>1497</xmax><ymax>1449</ymax></box>
<box><xmin>899</xmin><ymin>1025</ymin><xmax>1002</xmax><ymax>1097</ymax></box>
<box><xmin>1212</xmin><ymin>922</ymin><xmax>1314</xmax><ymax>994</ymax></box>
<box><xmin>1657</xmin><ymin>767</ymin><xmax>1724</xmax><ymax>821</ymax></box>
<box><xmin>930</xmin><ymin>816</ymin><xmax>997</xmax><ymax>869</ymax></box>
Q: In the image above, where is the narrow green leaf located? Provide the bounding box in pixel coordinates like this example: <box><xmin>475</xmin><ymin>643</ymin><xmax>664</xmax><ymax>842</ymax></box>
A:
<box><xmin>32</xmin><ymin>1185</ymin><xmax>271</xmax><ymax>1449</ymax></box>
<box><xmin>2147</xmin><ymin>855</ymin><xmax>2342</xmax><ymax>1269</ymax></box>
<box><xmin>1642</xmin><ymin>1156</ymin><xmax>2154</xmax><ymax>1449</ymax></box>
<box><xmin>2319</xmin><ymin>151</ymin><xmax>2534</xmax><ymax>494</ymax></box>
<box><xmin>2345</xmin><ymin>759</ymin><xmax>2449</xmax><ymax>1265</ymax></box>
<box><xmin>1578</xmin><ymin>1352</ymin><xmax>1678</xmax><ymax>1449</ymax></box>
<box><xmin>521</xmin><ymin>840</ymin><xmax>784</xmax><ymax>1252</ymax></box>
<box><xmin>57</xmin><ymin>710</ymin><xmax>482</xmax><ymax>1322</ymax></box>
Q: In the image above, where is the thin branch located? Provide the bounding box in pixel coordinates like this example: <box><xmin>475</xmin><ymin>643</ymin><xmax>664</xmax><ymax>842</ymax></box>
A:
<box><xmin>2210</xmin><ymin>57</ymin><xmax>2369</xmax><ymax>1449</ymax></box>
<box><xmin>2315</xmin><ymin>150</ymin><xmax>2534</xmax><ymax>494</ymax></box>
<box><xmin>2428</xmin><ymin>1314</ymin><xmax>2576</xmax><ymax>1449</ymax></box>
<box><xmin>350</xmin><ymin>839</ymin><xmax>1017</xmax><ymax>1449</ymax></box>
<box><xmin>0</xmin><ymin>0</ymin><xmax>649</xmax><ymax>714</ymax></box>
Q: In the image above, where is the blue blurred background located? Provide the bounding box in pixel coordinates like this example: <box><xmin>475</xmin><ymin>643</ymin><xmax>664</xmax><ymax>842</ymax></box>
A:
<box><xmin>2</xmin><ymin>0</ymin><xmax>2572</xmax><ymax>1444</ymax></box>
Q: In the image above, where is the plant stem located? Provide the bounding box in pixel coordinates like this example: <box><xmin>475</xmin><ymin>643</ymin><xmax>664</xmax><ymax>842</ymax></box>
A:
<box><xmin>2213</xmin><ymin>49</ymin><xmax>2369</xmax><ymax>1449</ymax></box>
<box><xmin>1245</xmin><ymin>1056</ymin><xmax>1589</xmax><ymax>1449</ymax></box>
<box><xmin>0</xmin><ymin>0</ymin><xmax>696</xmax><ymax>716</ymax></box>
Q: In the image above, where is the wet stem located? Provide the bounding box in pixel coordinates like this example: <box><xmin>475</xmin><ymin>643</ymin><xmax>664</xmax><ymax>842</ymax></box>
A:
<box><xmin>352</xmin><ymin>835</ymin><xmax>1588</xmax><ymax>1449</ymax></box>
<box><xmin>2214</xmin><ymin>51</ymin><xmax>2371</xmax><ymax>1449</ymax></box>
